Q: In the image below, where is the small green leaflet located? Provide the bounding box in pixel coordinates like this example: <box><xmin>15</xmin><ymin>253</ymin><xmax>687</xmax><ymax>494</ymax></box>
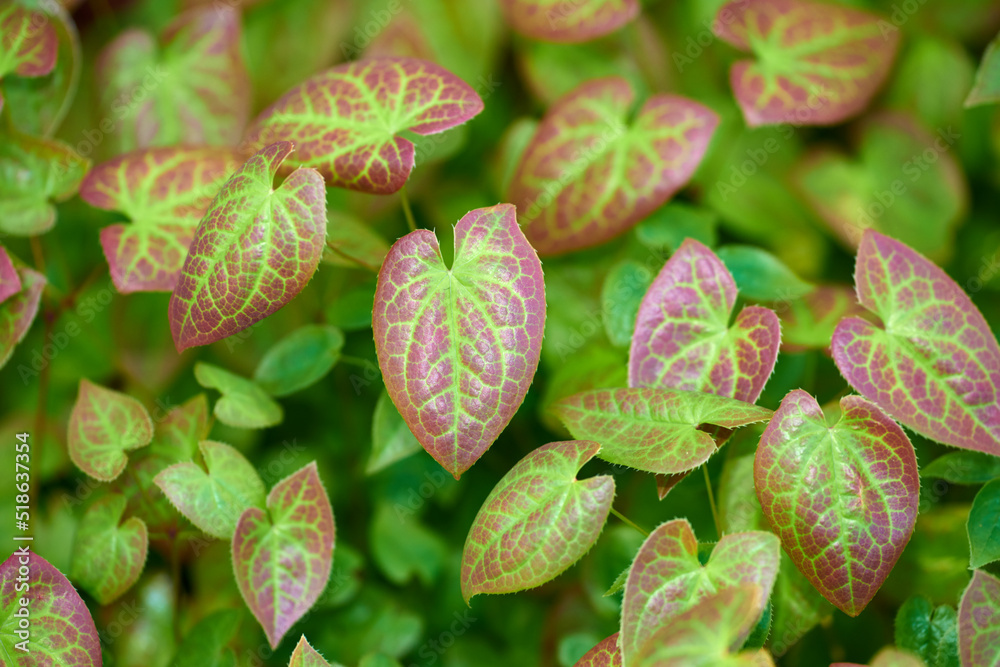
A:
<box><xmin>366</xmin><ymin>390</ymin><xmax>422</xmax><ymax>475</ymax></box>
<box><xmin>371</xmin><ymin>503</ymin><xmax>447</xmax><ymax>587</ymax></box>
<box><xmin>0</xmin><ymin>551</ymin><xmax>101</xmax><ymax>665</ymax></box>
<box><xmin>194</xmin><ymin>362</ymin><xmax>283</xmax><ymax>429</ymax></box>
<box><xmin>68</xmin><ymin>378</ymin><xmax>154</xmax><ymax>481</ymax></box>
<box><xmin>0</xmin><ymin>265</ymin><xmax>45</xmax><ymax>370</ymax></box>
<box><xmin>168</xmin><ymin>141</ymin><xmax>326</xmax><ymax>351</ymax></box>
<box><xmin>288</xmin><ymin>635</ymin><xmax>334</xmax><ymax>667</ymax></box>
<box><xmin>169</xmin><ymin>608</ymin><xmax>242</xmax><ymax>667</ymax></box>
<box><xmin>551</xmin><ymin>387</ymin><xmax>772</xmax><ymax>475</ymax></box>
<box><xmin>894</xmin><ymin>595</ymin><xmax>960</xmax><ymax>667</ymax></box>
<box><xmin>958</xmin><ymin>570</ymin><xmax>1000</xmax><ymax>667</ymax></box>
<box><xmin>966</xmin><ymin>31</ymin><xmax>1000</xmax><ymax>107</ymax></box>
<box><xmin>254</xmin><ymin>324</ymin><xmax>344</xmax><ymax>397</ymax></box>
<box><xmin>69</xmin><ymin>494</ymin><xmax>148</xmax><ymax>605</ymax></box>
<box><xmin>154</xmin><ymin>440</ymin><xmax>267</xmax><ymax>539</ymax></box>
<box><xmin>715</xmin><ymin>245</ymin><xmax>813</xmax><ymax>303</ymax></box>
<box><xmin>921</xmin><ymin>451</ymin><xmax>1000</xmax><ymax>485</ymax></box>
<box><xmin>968</xmin><ymin>479</ymin><xmax>1000</xmax><ymax>568</ymax></box>
<box><xmin>461</xmin><ymin>440</ymin><xmax>614</xmax><ymax>603</ymax></box>
<box><xmin>232</xmin><ymin>462</ymin><xmax>336</xmax><ymax>649</ymax></box>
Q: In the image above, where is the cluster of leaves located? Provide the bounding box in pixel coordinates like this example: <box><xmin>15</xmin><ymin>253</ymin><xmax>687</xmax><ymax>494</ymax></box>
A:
<box><xmin>2</xmin><ymin>0</ymin><xmax>1000</xmax><ymax>665</ymax></box>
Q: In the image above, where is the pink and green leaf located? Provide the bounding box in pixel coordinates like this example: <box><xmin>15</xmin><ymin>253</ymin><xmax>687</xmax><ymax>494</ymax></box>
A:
<box><xmin>620</xmin><ymin>518</ymin><xmax>779</xmax><ymax>665</ymax></box>
<box><xmin>713</xmin><ymin>0</ymin><xmax>900</xmax><ymax>126</ymax></box>
<box><xmin>168</xmin><ymin>141</ymin><xmax>326</xmax><ymax>352</ymax></box>
<box><xmin>288</xmin><ymin>635</ymin><xmax>333</xmax><ymax>667</ymax></box>
<box><xmin>958</xmin><ymin>570</ymin><xmax>1000</xmax><ymax>666</ymax></box>
<box><xmin>68</xmin><ymin>378</ymin><xmax>154</xmax><ymax>482</ymax></box>
<box><xmin>0</xmin><ymin>1</ymin><xmax>57</xmax><ymax>79</ymax></box>
<box><xmin>629</xmin><ymin>238</ymin><xmax>781</xmax><ymax>404</ymax></box>
<box><xmin>0</xmin><ymin>245</ymin><xmax>20</xmax><ymax>304</ymax></box>
<box><xmin>508</xmin><ymin>77</ymin><xmax>718</xmax><ymax>255</ymax></box>
<box><xmin>754</xmin><ymin>390</ymin><xmax>920</xmax><ymax>616</ymax></box>
<box><xmin>0</xmin><ymin>126</ymin><xmax>89</xmax><ymax>236</ymax></box>
<box><xmin>69</xmin><ymin>494</ymin><xmax>148</xmax><ymax>605</ymax></box>
<box><xmin>965</xmin><ymin>32</ymin><xmax>1000</xmax><ymax>107</ymax></box>
<box><xmin>80</xmin><ymin>147</ymin><xmax>242</xmax><ymax>293</ymax></box>
<box><xmin>232</xmin><ymin>461</ymin><xmax>336</xmax><ymax>649</ymax></box>
<box><xmin>95</xmin><ymin>6</ymin><xmax>250</xmax><ymax>152</ymax></box>
<box><xmin>500</xmin><ymin>0</ymin><xmax>639</xmax><ymax>43</ymax></box>
<box><xmin>246</xmin><ymin>57</ymin><xmax>484</xmax><ymax>194</ymax></box>
<box><xmin>552</xmin><ymin>387</ymin><xmax>772</xmax><ymax>475</ymax></box>
<box><xmin>777</xmin><ymin>285</ymin><xmax>871</xmax><ymax>354</ymax></box>
<box><xmin>0</xmin><ymin>551</ymin><xmax>101</xmax><ymax>665</ymax></box>
<box><xmin>0</xmin><ymin>265</ymin><xmax>45</xmax><ymax>369</ymax></box>
<box><xmin>154</xmin><ymin>440</ymin><xmax>267</xmax><ymax>539</ymax></box>
<box><xmin>573</xmin><ymin>632</ymin><xmax>622</xmax><ymax>667</ymax></box>
<box><xmin>832</xmin><ymin>230</ymin><xmax>1000</xmax><ymax>454</ymax></box>
<box><xmin>194</xmin><ymin>362</ymin><xmax>284</xmax><ymax>429</ymax></box>
<box><xmin>460</xmin><ymin>440</ymin><xmax>615</xmax><ymax>602</ymax></box>
<box><xmin>372</xmin><ymin>204</ymin><xmax>545</xmax><ymax>479</ymax></box>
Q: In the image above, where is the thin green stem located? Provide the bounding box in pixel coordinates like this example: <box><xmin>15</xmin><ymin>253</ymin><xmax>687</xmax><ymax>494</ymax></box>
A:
<box><xmin>610</xmin><ymin>506</ymin><xmax>649</xmax><ymax>537</ymax></box>
<box><xmin>703</xmin><ymin>465</ymin><xmax>722</xmax><ymax>538</ymax></box>
<box><xmin>340</xmin><ymin>354</ymin><xmax>374</xmax><ymax>369</ymax></box>
<box><xmin>400</xmin><ymin>186</ymin><xmax>417</xmax><ymax>232</ymax></box>
<box><xmin>324</xmin><ymin>239</ymin><xmax>379</xmax><ymax>273</ymax></box>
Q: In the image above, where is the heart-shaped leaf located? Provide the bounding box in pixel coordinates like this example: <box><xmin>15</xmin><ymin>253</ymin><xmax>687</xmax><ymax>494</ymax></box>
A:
<box><xmin>95</xmin><ymin>6</ymin><xmax>249</xmax><ymax>152</ymax></box>
<box><xmin>966</xmin><ymin>32</ymin><xmax>1000</xmax><ymax>107</ymax></box>
<box><xmin>794</xmin><ymin>113</ymin><xmax>966</xmax><ymax>261</ymax></box>
<box><xmin>366</xmin><ymin>389</ymin><xmax>422</xmax><ymax>475</ymax></box>
<box><xmin>253</xmin><ymin>324</ymin><xmax>344</xmax><ymax>397</ymax></box>
<box><xmin>921</xmin><ymin>451</ymin><xmax>1000</xmax><ymax>485</ymax></box>
<box><xmin>713</xmin><ymin>0</ymin><xmax>900</xmax><ymax>126</ymax></box>
<box><xmin>968</xmin><ymin>479</ymin><xmax>1000</xmax><ymax>568</ymax></box>
<box><xmin>154</xmin><ymin>440</ymin><xmax>267</xmax><ymax>539</ymax></box>
<box><xmin>633</xmin><ymin>585</ymin><xmax>774</xmax><ymax>667</ymax></box>
<box><xmin>959</xmin><ymin>570</ymin><xmax>1000</xmax><ymax>667</ymax></box>
<box><xmin>461</xmin><ymin>440</ymin><xmax>614</xmax><ymax>602</ymax></box>
<box><xmin>574</xmin><ymin>633</ymin><xmax>622</xmax><ymax>667</ymax></box>
<box><xmin>68</xmin><ymin>378</ymin><xmax>154</xmax><ymax>481</ymax></box>
<box><xmin>778</xmin><ymin>285</ymin><xmax>871</xmax><ymax>354</ymax></box>
<box><xmin>629</xmin><ymin>238</ymin><xmax>781</xmax><ymax>403</ymax></box>
<box><xmin>232</xmin><ymin>461</ymin><xmax>336</xmax><ymax>649</ymax></box>
<box><xmin>0</xmin><ymin>245</ymin><xmax>20</xmax><ymax>304</ymax></box>
<box><xmin>289</xmin><ymin>635</ymin><xmax>333</xmax><ymax>667</ymax></box>
<box><xmin>194</xmin><ymin>362</ymin><xmax>283</xmax><ymax>429</ymax></box>
<box><xmin>0</xmin><ymin>265</ymin><xmax>44</xmax><ymax>370</ymax></box>
<box><xmin>168</xmin><ymin>141</ymin><xmax>326</xmax><ymax>351</ymax></box>
<box><xmin>755</xmin><ymin>390</ymin><xmax>919</xmax><ymax>616</ymax></box>
<box><xmin>895</xmin><ymin>596</ymin><xmax>960</xmax><ymax>667</ymax></box>
<box><xmin>500</xmin><ymin>0</ymin><xmax>639</xmax><ymax>43</ymax></box>
<box><xmin>0</xmin><ymin>550</ymin><xmax>101</xmax><ymax>665</ymax></box>
<box><xmin>508</xmin><ymin>77</ymin><xmax>718</xmax><ymax>255</ymax></box>
<box><xmin>0</xmin><ymin>2</ymin><xmax>57</xmax><ymax>79</ymax></box>
<box><xmin>552</xmin><ymin>387</ymin><xmax>772</xmax><ymax>475</ymax></box>
<box><xmin>79</xmin><ymin>147</ymin><xmax>242</xmax><ymax>293</ymax></box>
<box><xmin>372</xmin><ymin>203</ymin><xmax>545</xmax><ymax>479</ymax></box>
<box><xmin>246</xmin><ymin>57</ymin><xmax>484</xmax><ymax>194</ymax></box>
<box><xmin>0</xmin><ymin>125</ymin><xmax>88</xmax><ymax>236</ymax></box>
<box><xmin>70</xmin><ymin>493</ymin><xmax>148</xmax><ymax>605</ymax></box>
<box><xmin>832</xmin><ymin>230</ymin><xmax>1000</xmax><ymax>454</ymax></box>
<box><xmin>620</xmin><ymin>518</ymin><xmax>779</xmax><ymax>665</ymax></box>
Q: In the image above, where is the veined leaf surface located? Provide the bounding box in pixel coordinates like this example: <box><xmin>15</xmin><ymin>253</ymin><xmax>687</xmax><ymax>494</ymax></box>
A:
<box><xmin>0</xmin><ymin>1</ymin><xmax>57</xmax><ymax>80</ymax></box>
<box><xmin>499</xmin><ymin>0</ymin><xmax>638</xmax><ymax>43</ymax></box>
<box><xmin>289</xmin><ymin>635</ymin><xmax>334</xmax><ymax>667</ymax></box>
<box><xmin>0</xmin><ymin>265</ymin><xmax>44</xmax><ymax>370</ymax></box>
<box><xmin>69</xmin><ymin>494</ymin><xmax>148</xmax><ymax>605</ymax></box>
<box><xmin>958</xmin><ymin>570</ymin><xmax>1000</xmax><ymax>667</ymax></box>
<box><xmin>573</xmin><ymin>633</ymin><xmax>622</xmax><ymax>667</ymax></box>
<box><xmin>68</xmin><ymin>378</ymin><xmax>154</xmax><ymax>481</ymax></box>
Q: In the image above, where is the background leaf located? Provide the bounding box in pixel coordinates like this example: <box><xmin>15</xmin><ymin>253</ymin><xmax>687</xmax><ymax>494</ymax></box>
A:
<box><xmin>70</xmin><ymin>493</ymin><xmax>148</xmax><ymax>605</ymax></box>
<box><xmin>500</xmin><ymin>0</ymin><xmax>638</xmax><ymax>43</ymax></box>
<box><xmin>194</xmin><ymin>362</ymin><xmax>283</xmax><ymax>429</ymax></box>
<box><xmin>366</xmin><ymin>389</ymin><xmax>422</xmax><ymax>475</ymax></box>
<box><xmin>967</xmin><ymin>478</ymin><xmax>1000</xmax><ymax>568</ymax></box>
<box><xmin>253</xmin><ymin>324</ymin><xmax>345</xmax><ymax>397</ymax></box>
<box><xmin>0</xmin><ymin>264</ymin><xmax>44</xmax><ymax>370</ymax></box>
<box><xmin>68</xmin><ymin>378</ymin><xmax>154</xmax><ymax>481</ymax></box>
<box><xmin>965</xmin><ymin>32</ymin><xmax>1000</xmax><ymax>107</ymax></box>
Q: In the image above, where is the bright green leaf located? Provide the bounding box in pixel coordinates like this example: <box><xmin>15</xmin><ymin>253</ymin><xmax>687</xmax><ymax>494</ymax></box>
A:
<box><xmin>968</xmin><ymin>479</ymin><xmax>1000</xmax><ymax>568</ymax></box>
<box><xmin>70</xmin><ymin>494</ymin><xmax>148</xmax><ymax>605</ymax></box>
<box><xmin>253</xmin><ymin>324</ymin><xmax>344</xmax><ymax>397</ymax></box>
<box><xmin>366</xmin><ymin>390</ymin><xmax>422</xmax><ymax>475</ymax></box>
<box><xmin>194</xmin><ymin>362</ymin><xmax>283</xmax><ymax>430</ymax></box>
<box><xmin>716</xmin><ymin>245</ymin><xmax>813</xmax><ymax>303</ymax></box>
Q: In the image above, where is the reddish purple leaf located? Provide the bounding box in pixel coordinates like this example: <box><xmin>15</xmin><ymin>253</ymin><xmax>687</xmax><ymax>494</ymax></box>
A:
<box><xmin>373</xmin><ymin>204</ymin><xmax>545</xmax><ymax>479</ymax></box>
<box><xmin>832</xmin><ymin>230</ymin><xmax>1000</xmax><ymax>454</ymax></box>
<box><xmin>246</xmin><ymin>57</ymin><xmax>484</xmax><ymax>195</ymax></box>
<box><xmin>574</xmin><ymin>632</ymin><xmax>622</xmax><ymax>667</ymax></box>
<box><xmin>0</xmin><ymin>265</ymin><xmax>45</xmax><ymax>370</ymax></box>
<box><xmin>232</xmin><ymin>462</ymin><xmax>335</xmax><ymax>649</ymax></box>
<box><xmin>508</xmin><ymin>78</ymin><xmax>717</xmax><ymax>256</ymax></box>
<box><xmin>0</xmin><ymin>550</ymin><xmax>101</xmax><ymax>665</ymax></box>
<box><xmin>68</xmin><ymin>379</ymin><xmax>154</xmax><ymax>482</ymax></box>
<box><xmin>288</xmin><ymin>635</ymin><xmax>333</xmax><ymax>667</ymax></box>
<box><xmin>0</xmin><ymin>245</ymin><xmax>20</xmax><ymax>305</ymax></box>
<box><xmin>168</xmin><ymin>141</ymin><xmax>326</xmax><ymax>352</ymax></box>
<box><xmin>0</xmin><ymin>2</ymin><xmax>57</xmax><ymax>78</ymax></box>
<box><xmin>80</xmin><ymin>147</ymin><xmax>242</xmax><ymax>293</ymax></box>
<box><xmin>500</xmin><ymin>0</ymin><xmax>639</xmax><ymax>43</ymax></box>
<box><xmin>958</xmin><ymin>570</ymin><xmax>1000</xmax><ymax>666</ymax></box>
<box><xmin>713</xmin><ymin>0</ymin><xmax>900</xmax><ymax>126</ymax></box>
<box><xmin>755</xmin><ymin>390</ymin><xmax>919</xmax><ymax>616</ymax></box>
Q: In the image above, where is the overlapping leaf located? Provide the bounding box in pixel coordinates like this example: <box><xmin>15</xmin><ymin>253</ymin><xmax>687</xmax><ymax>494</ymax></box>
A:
<box><xmin>620</xmin><ymin>518</ymin><xmax>779</xmax><ymax>665</ymax></box>
<box><xmin>921</xmin><ymin>451</ymin><xmax>1000</xmax><ymax>485</ymax></box>
<box><xmin>289</xmin><ymin>635</ymin><xmax>333</xmax><ymax>667</ymax></box>
<box><xmin>895</xmin><ymin>595</ymin><xmax>960</xmax><ymax>667</ymax></box>
<box><xmin>552</xmin><ymin>387</ymin><xmax>771</xmax><ymax>475</ymax></box>
<box><xmin>194</xmin><ymin>362</ymin><xmax>283</xmax><ymax>429</ymax></box>
<box><xmin>0</xmin><ymin>1</ymin><xmax>57</xmax><ymax>80</ymax></box>
<box><xmin>716</xmin><ymin>245</ymin><xmax>812</xmax><ymax>303</ymax></box>
<box><xmin>499</xmin><ymin>0</ymin><xmax>638</xmax><ymax>43</ymax></box>
<box><xmin>968</xmin><ymin>479</ymin><xmax>1000</xmax><ymax>568</ymax></box>
<box><xmin>795</xmin><ymin>113</ymin><xmax>966</xmax><ymax>261</ymax></box>
<box><xmin>366</xmin><ymin>390</ymin><xmax>422</xmax><ymax>475</ymax></box>
<box><xmin>574</xmin><ymin>633</ymin><xmax>622</xmax><ymax>667</ymax></box>
<box><xmin>0</xmin><ymin>245</ymin><xmax>20</xmax><ymax>304</ymax></box>
<box><xmin>713</xmin><ymin>0</ymin><xmax>899</xmax><ymax>126</ymax></box>
<box><xmin>232</xmin><ymin>462</ymin><xmax>335</xmax><ymax>649</ymax></box>
<box><xmin>0</xmin><ymin>125</ymin><xmax>88</xmax><ymax>235</ymax></box>
<box><xmin>253</xmin><ymin>324</ymin><xmax>344</xmax><ymax>397</ymax></box>
<box><xmin>70</xmin><ymin>494</ymin><xmax>148</xmax><ymax>605</ymax></box>
<box><xmin>461</xmin><ymin>440</ymin><xmax>614</xmax><ymax>602</ymax></box>
<box><xmin>601</xmin><ymin>259</ymin><xmax>653</xmax><ymax>348</ymax></box>
<box><xmin>755</xmin><ymin>390</ymin><xmax>919</xmax><ymax>616</ymax></box>
<box><xmin>0</xmin><ymin>265</ymin><xmax>44</xmax><ymax>370</ymax></box>
<box><xmin>246</xmin><ymin>57</ymin><xmax>484</xmax><ymax>194</ymax></box>
<box><xmin>777</xmin><ymin>285</ymin><xmax>871</xmax><ymax>354</ymax></box>
<box><xmin>95</xmin><ymin>5</ymin><xmax>249</xmax><ymax>152</ymax></box>
<box><xmin>832</xmin><ymin>230</ymin><xmax>1000</xmax><ymax>454</ymax></box>
<box><xmin>68</xmin><ymin>378</ymin><xmax>154</xmax><ymax>481</ymax></box>
<box><xmin>629</xmin><ymin>238</ymin><xmax>781</xmax><ymax>403</ymax></box>
<box><xmin>79</xmin><ymin>147</ymin><xmax>242</xmax><ymax>292</ymax></box>
<box><xmin>0</xmin><ymin>550</ymin><xmax>101</xmax><ymax>665</ymax></box>
<box><xmin>154</xmin><ymin>440</ymin><xmax>266</xmax><ymax>539</ymax></box>
<box><xmin>958</xmin><ymin>570</ymin><xmax>1000</xmax><ymax>667</ymax></box>
<box><xmin>372</xmin><ymin>204</ymin><xmax>545</xmax><ymax>479</ymax></box>
<box><xmin>169</xmin><ymin>608</ymin><xmax>242</xmax><ymax>667</ymax></box>
<box><xmin>966</xmin><ymin>32</ymin><xmax>1000</xmax><ymax>107</ymax></box>
<box><xmin>168</xmin><ymin>141</ymin><xmax>326</xmax><ymax>351</ymax></box>
<box><xmin>508</xmin><ymin>77</ymin><xmax>718</xmax><ymax>255</ymax></box>
<box><xmin>323</xmin><ymin>211</ymin><xmax>389</xmax><ymax>272</ymax></box>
